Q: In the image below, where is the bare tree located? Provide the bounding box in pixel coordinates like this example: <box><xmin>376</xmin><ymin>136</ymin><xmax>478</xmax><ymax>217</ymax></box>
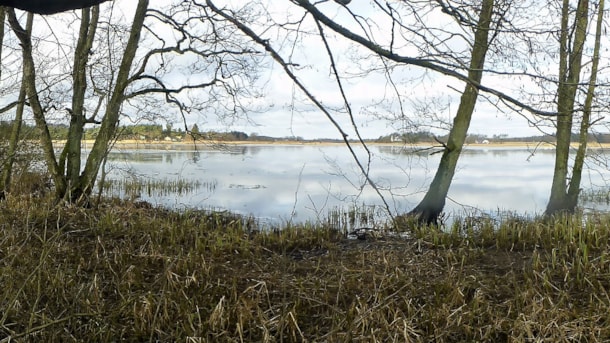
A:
<box><xmin>546</xmin><ymin>0</ymin><xmax>604</xmax><ymax>215</ymax></box>
<box><xmin>567</xmin><ymin>0</ymin><xmax>605</xmax><ymax>209</ymax></box>
<box><xmin>407</xmin><ymin>0</ymin><xmax>496</xmax><ymax>224</ymax></box>
<box><xmin>125</xmin><ymin>1</ymin><xmax>260</xmax><ymax>134</ymax></box>
<box><xmin>65</xmin><ymin>0</ymin><xmax>148</xmax><ymax>203</ymax></box>
<box><xmin>8</xmin><ymin>8</ymin><xmax>68</xmax><ymax>198</ymax></box>
<box><xmin>60</xmin><ymin>5</ymin><xmax>100</xmax><ymax>201</ymax></box>
<box><xmin>7</xmin><ymin>0</ymin><xmax>149</xmax><ymax>202</ymax></box>
<box><xmin>206</xmin><ymin>0</ymin><xmax>557</xmax><ymax>224</ymax></box>
<box><xmin>6</xmin><ymin>0</ymin><xmax>260</xmax><ymax>204</ymax></box>
<box><xmin>0</xmin><ymin>6</ymin><xmax>23</xmax><ymax>199</ymax></box>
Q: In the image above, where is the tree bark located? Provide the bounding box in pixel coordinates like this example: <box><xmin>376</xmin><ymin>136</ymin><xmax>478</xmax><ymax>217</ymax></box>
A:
<box><xmin>408</xmin><ymin>0</ymin><xmax>494</xmax><ymax>224</ymax></box>
<box><xmin>63</xmin><ymin>5</ymin><xmax>99</xmax><ymax>201</ymax></box>
<box><xmin>0</xmin><ymin>0</ymin><xmax>110</xmax><ymax>14</ymax></box>
<box><xmin>9</xmin><ymin>1</ymin><xmax>147</xmax><ymax>204</ymax></box>
<box><xmin>8</xmin><ymin>9</ymin><xmax>67</xmax><ymax>199</ymax></box>
<box><xmin>565</xmin><ymin>0</ymin><xmax>603</xmax><ymax>210</ymax></box>
<box><xmin>1</xmin><ymin>72</ymin><xmax>26</xmax><ymax>197</ymax></box>
<box><xmin>0</xmin><ymin>7</ymin><xmax>13</xmax><ymax>198</ymax></box>
<box><xmin>77</xmin><ymin>0</ymin><xmax>149</xmax><ymax>201</ymax></box>
<box><xmin>545</xmin><ymin>0</ymin><xmax>589</xmax><ymax>215</ymax></box>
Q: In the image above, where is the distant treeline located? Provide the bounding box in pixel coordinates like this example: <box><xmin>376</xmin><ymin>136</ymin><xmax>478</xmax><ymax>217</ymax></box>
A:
<box><xmin>4</xmin><ymin>121</ymin><xmax>610</xmax><ymax>144</ymax></box>
<box><xmin>0</xmin><ymin>122</ymin><xmax>307</xmax><ymax>142</ymax></box>
<box><xmin>375</xmin><ymin>131</ymin><xmax>610</xmax><ymax>144</ymax></box>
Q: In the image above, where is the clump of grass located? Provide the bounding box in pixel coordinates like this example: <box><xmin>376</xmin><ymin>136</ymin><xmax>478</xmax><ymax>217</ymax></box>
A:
<box><xmin>3</xmin><ymin>194</ymin><xmax>610</xmax><ymax>341</ymax></box>
<box><xmin>579</xmin><ymin>187</ymin><xmax>610</xmax><ymax>204</ymax></box>
<box><xmin>102</xmin><ymin>177</ymin><xmax>214</xmax><ymax>198</ymax></box>
<box><xmin>325</xmin><ymin>204</ymin><xmax>381</xmax><ymax>233</ymax></box>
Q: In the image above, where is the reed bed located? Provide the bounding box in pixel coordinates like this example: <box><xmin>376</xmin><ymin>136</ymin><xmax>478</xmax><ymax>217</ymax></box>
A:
<box><xmin>325</xmin><ymin>204</ymin><xmax>380</xmax><ymax>233</ymax></box>
<box><xmin>2</xmin><ymin>195</ymin><xmax>610</xmax><ymax>342</ymax></box>
<box><xmin>580</xmin><ymin>187</ymin><xmax>610</xmax><ymax>204</ymax></box>
<box><xmin>101</xmin><ymin>177</ymin><xmax>213</xmax><ymax>197</ymax></box>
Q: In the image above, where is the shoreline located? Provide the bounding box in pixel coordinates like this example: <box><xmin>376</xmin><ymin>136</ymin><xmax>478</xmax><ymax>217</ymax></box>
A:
<box><xmin>51</xmin><ymin>139</ymin><xmax>610</xmax><ymax>149</ymax></box>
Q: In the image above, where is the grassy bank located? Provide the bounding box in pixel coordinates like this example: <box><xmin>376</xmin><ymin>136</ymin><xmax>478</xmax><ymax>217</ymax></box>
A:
<box><xmin>2</xmin><ymin>195</ymin><xmax>610</xmax><ymax>342</ymax></box>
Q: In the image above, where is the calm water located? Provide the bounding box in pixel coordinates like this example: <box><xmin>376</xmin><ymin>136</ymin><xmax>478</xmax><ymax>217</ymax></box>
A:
<box><xmin>92</xmin><ymin>144</ymin><xmax>610</xmax><ymax>226</ymax></box>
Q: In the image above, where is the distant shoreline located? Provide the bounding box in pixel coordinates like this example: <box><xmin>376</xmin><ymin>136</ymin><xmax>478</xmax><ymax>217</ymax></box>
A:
<box><xmin>52</xmin><ymin>139</ymin><xmax>610</xmax><ymax>149</ymax></box>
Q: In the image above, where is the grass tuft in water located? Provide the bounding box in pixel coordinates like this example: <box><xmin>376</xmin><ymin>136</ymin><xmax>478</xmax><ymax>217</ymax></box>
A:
<box><xmin>102</xmin><ymin>177</ymin><xmax>215</xmax><ymax>198</ymax></box>
<box><xmin>580</xmin><ymin>187</ymin><xmax>610</xmax><ymax>204</ymax></box>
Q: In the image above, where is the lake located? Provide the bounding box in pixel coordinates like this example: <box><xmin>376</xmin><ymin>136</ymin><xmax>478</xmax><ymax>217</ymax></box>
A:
<box><xmin>93</xmin><ymin>143</ymin><xmax>610</xmax><ymax>227</ymax></box>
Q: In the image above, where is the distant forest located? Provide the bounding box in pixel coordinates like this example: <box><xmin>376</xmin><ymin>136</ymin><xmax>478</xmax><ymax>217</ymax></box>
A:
<box><xmin>3</xmin><ymin>121</ymin><xmax>610</xmax><ymax>144</ymax></box>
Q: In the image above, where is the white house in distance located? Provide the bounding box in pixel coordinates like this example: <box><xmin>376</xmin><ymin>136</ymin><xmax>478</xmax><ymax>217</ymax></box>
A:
<box><xmin>390</xmin><ymin>133</ymin><xmax>403</xmax><ymax>143</ymax></box>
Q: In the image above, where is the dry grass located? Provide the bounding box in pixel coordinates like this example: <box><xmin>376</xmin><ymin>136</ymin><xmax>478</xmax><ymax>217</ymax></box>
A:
<box><xmin>2</xmin><ymin>195</ymin><xmax>610</xmax><ymax>342</ymax></box>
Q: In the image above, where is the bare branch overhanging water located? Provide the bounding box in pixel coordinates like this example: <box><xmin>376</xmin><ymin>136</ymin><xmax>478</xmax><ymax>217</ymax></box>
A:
<box><xmin>291</xmin><ymin>0</ymin><xmax>559</xmax><ymax>119</ymax></box>
<box><xmin>206</xmin><ymin>0</ymin><xmax>395</xmax><ymax>220</ymax></box>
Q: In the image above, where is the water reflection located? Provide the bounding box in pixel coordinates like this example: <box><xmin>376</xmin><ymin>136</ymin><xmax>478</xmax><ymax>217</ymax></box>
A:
<box><xmin>95</xmin><ymin>145</ymin><xmax>610</xmax><ymax>226</ymax></box>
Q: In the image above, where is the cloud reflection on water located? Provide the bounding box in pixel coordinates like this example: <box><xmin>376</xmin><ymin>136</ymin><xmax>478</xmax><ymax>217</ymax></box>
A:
<box><xmin>96</xmin><ymin>145</ymin><xmax>610</xmax><ymax>225</ymax></box>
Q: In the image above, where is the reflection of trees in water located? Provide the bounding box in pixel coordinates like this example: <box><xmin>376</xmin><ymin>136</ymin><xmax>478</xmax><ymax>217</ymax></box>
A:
<box><xmin>246</xmin><ymin>145</ymin><xmax>299</xmax><ymax>156</ymax></box>
<box><xmin>106</xmin><ymin>152</ymin><xmax>164</xmax><ymax>163</ymax></box>
<box><xmin>462</xmin><ymin>149</ymin><xmax>513</xmax><ymax>157</ymax></box>
<box><xmin>240</xmin><ymin>145</ymin><xmax>303</xmax><ymax>156</ymax></box>
<box><xmin>244</xmin><ymin>146</ymin><xmax>263</xmax><ymax>155</ymax></box>
<box><xmin>188</xmin><ymin>151</ymin><xmax>200</xmax><ymax>162</ymax></box>
<box><xmin>104</xmin><ymin>145</ymin><xmax>286</xmax><ymax>161</ymax></box>
<box><xmin>461</xmin><ymin>148</ymin><xmax>556</xmax><ymax>157</ymax></box>
<box><xmin>238</xmin><ymin>146</ymin><xmax>248</xmax><ymax>155</ymax></box>
<box><xmin>376</xmin><ymin>146</ymin><xmax>558</xmax><ymax>159</ymax></box>
<box><xmin>202</xmin><ymin>144</ymin><xmax>257</xmax><ymax>156</ymax></box>
<box><xmin>375</xmin><ymin>145</ymin><xmax>430</xmax><ymax>157</ymax></box>
<box><xmin>96</xmin><ymin>145</ymin><xmax>610</xmax><ymax>222</ymax></box>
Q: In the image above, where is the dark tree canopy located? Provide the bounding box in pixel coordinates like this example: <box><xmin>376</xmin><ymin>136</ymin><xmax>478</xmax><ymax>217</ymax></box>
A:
<box><xmin>0</xmin><ymin>0</ymin><xmax>110</xmax><ymax>14</ymax></box>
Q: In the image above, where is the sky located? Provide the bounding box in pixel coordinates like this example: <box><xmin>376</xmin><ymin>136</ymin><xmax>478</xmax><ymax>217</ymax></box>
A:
<box><xmin>185</xmin><ymin>0</ymin><xmax>570</xmax><ymax>140</ymax></box>
<box><xmin>4</xmin><ymin>0</ymin><xmax>605</xmax><ymax>140</ymax></box>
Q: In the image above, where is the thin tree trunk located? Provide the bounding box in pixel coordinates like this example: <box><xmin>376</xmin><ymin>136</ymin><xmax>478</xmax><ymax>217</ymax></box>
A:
<box><xmin>77</xmin><ymin>0</ymin><xmax>149</xmax><ymax>201</ymax></box>
<box><xmin>7</xmin><ymin>10</ymin><xmax>67</xmax><ymax>198</ymax></box>
<box><xmin>64</xmin><ymin>5</ymin><xmax>99</xmax><ymax>202</ymax></box>
<box><xmin>545</xmin><ymin>0</ymin><xmax>589</xmax><ymax>215</ymax></box>
<box><xmin>565</xmin><ymin>0</ymin><xmax>603</xmax><ymax>209</ymax></box>
<box><xmin>408</xmin><ymin>0</ymin><xmax>494</xmax><ymax>224</ymax></box>
<box><xmin>1</xmin><ymin>74</ymin><xmax>27</xmax><ymax>197</ymax></box>
<box><xmin>0</xmin><ymin>7</ymin><xmax>14</xmax><ymax>199</ymax></box>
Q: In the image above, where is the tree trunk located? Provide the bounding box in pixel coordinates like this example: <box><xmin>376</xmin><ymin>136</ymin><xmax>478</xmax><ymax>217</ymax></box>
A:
<box><xmin>408</xmin><ymin>0</ymin><xmax>494</xmax><ymax>224</ymax></box>
<box><xmin>565</xmin><ymin>0</ymin><xmax>603</xmax><ymax>210</ymax></box>
<box><xmin>76</xmin><ymin>0</ymin><xmax>149</xmax><ymax>201</ymax></box>
<box><xmin>63</xmin><ymin>6</ymin><xmax>99</xmax><ymax>202</ymax></box>
<box><xmin>1</xmin><ymin>73</ymin><xmax>26</xmax><ymax>197</ymax></box>
<box><xmin>545</xmin><ymin>0</ymin><xmax>589</xmax><ymax>215</ymax></box>
<box><xmin>8</xmin><ymin>10</ymin><xmax>67</xmax><ymax>199</ymax></box>
<box><xmin>0</xmin><ymin>0</ymin><xmax>110</xmax><ymax>14</ymax></box>
<box><xmin>0</xmin><ymin>7</ymin><xmax>14</xmax><ymax>199</ymax></box>
<box><xmin>9</xmin><ymin>2</ymin><xmax>147</xmax><ymax>204</ymax></box>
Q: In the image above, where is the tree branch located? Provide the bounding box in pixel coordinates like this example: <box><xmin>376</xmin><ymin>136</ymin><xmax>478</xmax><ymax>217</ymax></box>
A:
<box><xmin>292</xmin><ymin>0</ymin><xmax>558</xmax><ymax>117</ymax></box>
<box><xmin>207</xmin><ymin>0</ymin><xmax>395</xmax><ymax>218</ymax></box>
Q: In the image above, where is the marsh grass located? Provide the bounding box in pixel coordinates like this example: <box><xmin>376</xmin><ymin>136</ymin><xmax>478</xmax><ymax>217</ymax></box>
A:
<box><xmin>325</xmin><ymin>204</ymin><xmax>380</xmax><ymax>233</ymax></box>
<box><xmin>102</xmin><ymin>177</ymin><xmax>213</xmax><ymax>198</ymax></box>
<box><xmin>2</xmin><ymin>195</ymin><xmax>610</xmax><ymax>342</ymax></box>
<box><xmin>580</xmin><ymin>187</ymin><xmax>610</xmax><ymax>204</ymax></box>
